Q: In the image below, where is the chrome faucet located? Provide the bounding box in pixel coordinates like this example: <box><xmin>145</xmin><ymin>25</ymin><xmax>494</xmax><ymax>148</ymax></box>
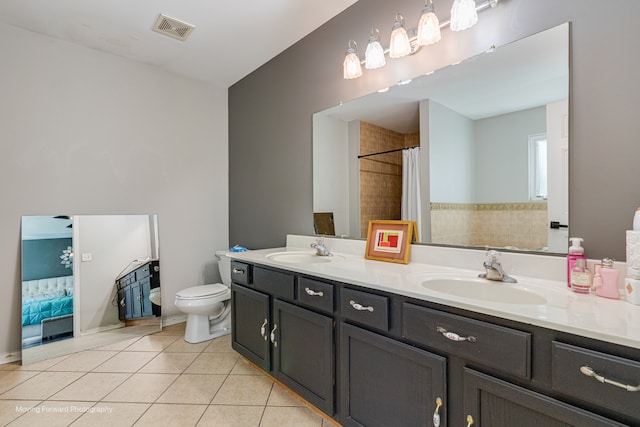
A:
<box><xmin>478</xmin><ymin>250</ymin><xmax>517</xmax><ymax>283</ymax></box>
<box><xmin>311</xmin><ymin>237</ymin><xmax>332</xmax><ymax>256</ymax></box>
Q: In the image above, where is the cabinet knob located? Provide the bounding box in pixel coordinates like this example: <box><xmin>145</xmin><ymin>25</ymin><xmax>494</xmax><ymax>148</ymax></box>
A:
<box><xmin>270</xmin><ymin>324</ymin><xmax>278</xmax><ymax>347</ymax></box>
<box><xmin>433</xmin><ymin>397</ymin><xmax>443</xmax><ymax>427</ymax></box>
<box><xmin>437</xmin><ymin>326</ymin><xmax>476</xmax><ymax>343</ymax></box>
<box><xmin>260</xmin><ymin>319</ymin><xmax>268</xmax><ymax>341</ymax></box>
<box><xmin>232</xmin><ymin>268</ymin><xmax>245</xmax><ymax>275</ymax></box>
<box><xmin>305</xmin><ymin>287</ymin><xmax>324</xmax><ymax>297</ymax></box>
<box><xmin>349</xmin><ymin>300</ymin><xmax>374</xmax><ymax>312</ymax></box>
<box><xmin>466</xmin><ymin>415</ymin><xmax>474</xmax><ymax>427</ymax></box>
<box><xmin>580</xmin><ymin>365</ymin><xmax>640</xmax><ymax>392</ymax></box>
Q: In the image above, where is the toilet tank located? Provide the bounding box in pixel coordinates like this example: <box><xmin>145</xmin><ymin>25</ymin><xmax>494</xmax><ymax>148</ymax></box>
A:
<box><xmin>215</xmin><ymin>250</ymin><xmax>232</xmax><ymax>286</ymax></box>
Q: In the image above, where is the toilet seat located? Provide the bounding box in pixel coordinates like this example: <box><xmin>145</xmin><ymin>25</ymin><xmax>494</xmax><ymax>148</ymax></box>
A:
<box><xmin>176</xmin><ymin>284</ymin><xmax>228</xmax><ymax>300</ymax></box>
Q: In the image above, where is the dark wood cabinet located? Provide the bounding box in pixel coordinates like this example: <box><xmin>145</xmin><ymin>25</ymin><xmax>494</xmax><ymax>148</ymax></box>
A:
<box><xmin>231</xmin><ymin>265</ymin><xmax>336</xmax><ymax>415</ymax></box>
<box><xmin>463</xmin><ymin>368</ymin><xmax>627</xmax><ymax>427</ymax></box>
<box><xmin>339</xmin><ymin>322</ymin><xmax>446</xmax><ymax>427</ymax></box>
<box><xmin>116</xmin><ymin>260</ymin><xmax>159</xmax><ymax>321</ymax></box>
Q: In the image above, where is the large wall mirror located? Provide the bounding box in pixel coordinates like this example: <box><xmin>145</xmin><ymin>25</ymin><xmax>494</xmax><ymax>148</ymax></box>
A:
<box><xmin>21</xmin><ymin>214</ymin><xmax>161</xmax><ymax>364</ymax></box>
<box><xmin>313</xmin><ymin>23</ymin><xmax>569</xmax><ymax>254</ymax></box>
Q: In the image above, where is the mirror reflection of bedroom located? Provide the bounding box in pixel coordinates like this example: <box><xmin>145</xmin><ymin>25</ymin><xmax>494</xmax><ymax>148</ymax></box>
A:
<box><xmin>21</xmin><ymin>214</ymin><xmax>162</xmax><ymax>364</ymax></box>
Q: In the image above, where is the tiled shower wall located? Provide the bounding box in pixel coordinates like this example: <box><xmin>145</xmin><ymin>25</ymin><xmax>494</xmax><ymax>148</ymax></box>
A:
<box><xmin>359</xmin><ymin>122</ymin><xmax>419</xmax><ymax>237</ymax></box>
<box><xmin>430</xmin><ymin>202</ymin><xmax>549</xmax><ymax>251</ymax></box>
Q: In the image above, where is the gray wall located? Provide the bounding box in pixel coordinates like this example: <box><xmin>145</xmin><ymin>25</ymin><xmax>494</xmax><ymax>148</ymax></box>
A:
<box><xmin>229</xmin><ymin>0</ymin><xmax>640</xmax><ymax>260</ymax></box>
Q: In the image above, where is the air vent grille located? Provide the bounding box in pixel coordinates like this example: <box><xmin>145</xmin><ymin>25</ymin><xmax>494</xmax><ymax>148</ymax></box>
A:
<box><xmin>152</xmin><ymin>13</ymin><xmax>195</xmax><ymax>41</ymax></box>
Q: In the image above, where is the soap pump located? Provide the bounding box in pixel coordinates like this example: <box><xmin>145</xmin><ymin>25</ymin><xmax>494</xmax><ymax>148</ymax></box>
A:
<box><xmin>567</xmin><ymin>237</ymin><xmax>586</xmax><ymax>287</ymax></box>
<box><xmin>593</xmin><ymin>258</ymin><xmax>620</xmax><ymax>299</ymax></box>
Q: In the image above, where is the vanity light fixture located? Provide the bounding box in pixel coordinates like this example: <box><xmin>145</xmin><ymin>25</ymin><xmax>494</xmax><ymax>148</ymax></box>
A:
<box><xmin>417</xmin><ymin>0</ymin><xmax>441</xmax><ymax>46</ymax></box>
<box><xmin>365</xmin><ymin>28</ymin><xmax>386</xmax><ymax>69</ymax></box>
<box><xmin>450</xmin><ymin>0</ymin><xmax>478</xmax><ymax>31</ymax></box>
<box><xmin>389</xmin><ymin>14</ymin><xmax>412</xmax><ymax>58</ymax></box>
<box><xmin>343</xmin><ymin>40</ymin><xmax>363</xmax><ymax>79</ymax></box>
<box><xmin>341</xmin><ymin>0</ymin><xmax>499</xmax><ymax>80</ymax></box>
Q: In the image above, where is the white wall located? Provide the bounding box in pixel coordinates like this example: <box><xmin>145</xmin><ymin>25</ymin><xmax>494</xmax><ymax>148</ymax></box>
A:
<box><xmin>1</xmin><ymin>22</ymin><xmax>229</xmax><ymax>358</ymax></box>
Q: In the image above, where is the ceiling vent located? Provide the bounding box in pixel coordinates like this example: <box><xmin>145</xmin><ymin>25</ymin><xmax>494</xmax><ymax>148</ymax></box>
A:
<box><xmin>152</xmin><ymin>13</ymin><xmax>195</xmax><ymax>41</ymax></box>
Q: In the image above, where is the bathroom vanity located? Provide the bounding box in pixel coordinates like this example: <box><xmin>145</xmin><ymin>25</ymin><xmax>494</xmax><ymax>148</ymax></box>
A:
<box><xmin>116</xmin><ymin>260</ymin><xmax>160</xmax><ymax>321</ymax></box>
<box><xmin>229</xmin><ymin>237</ymin><xmax>640</xmax><ymax>427</ymax></box>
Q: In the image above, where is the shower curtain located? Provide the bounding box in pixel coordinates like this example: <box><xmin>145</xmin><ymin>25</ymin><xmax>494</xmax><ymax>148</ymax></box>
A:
<box><xmin>402</xmin><ymin>147</ymin><xmax>421</xmax><ymax>235</ymax></box>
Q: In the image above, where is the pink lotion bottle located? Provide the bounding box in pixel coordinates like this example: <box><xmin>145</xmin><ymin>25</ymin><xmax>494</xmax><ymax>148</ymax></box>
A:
<box><xmin>567</xmin><ymin>237</ymin><xmax>586</xmax><ymax>288</ymax></box>
<box><xmin>594</xmin><ymin>258</ymin><xmax>620</xmax><ymax>299</ymax></box>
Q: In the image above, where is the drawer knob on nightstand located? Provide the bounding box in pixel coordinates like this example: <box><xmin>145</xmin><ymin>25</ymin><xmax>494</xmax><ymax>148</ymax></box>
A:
<box><xmin>437</xmin><ymin>326</ymin><xmax>476</xmax><ymax>343</ymax></box>
<box><xmin>349</xmin><ymin>300</ymin><xmax>374</xmax><ymax>312</ymax></box>
<box><xmin>580</xmin><ymin>366</ymin><xmax>640</xmax><ymax>392</ymax></box>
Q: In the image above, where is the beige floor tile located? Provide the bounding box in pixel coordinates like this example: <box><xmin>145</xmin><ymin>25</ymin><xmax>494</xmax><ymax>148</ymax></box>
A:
<box><xmin>259</xmin><ymin>406</ymin><xmax>324</xmax><ymax>427</ymax></box>
<box><xmin>16</xmin><ymin>354</ymin><xmax>72</xmax><ymax>371</ymax></box>
<box><xmin>6</xmin><ymin>400</ymin><xmax>88</xmax><ymax>427</ymax></box>
<box><xmin>138</xmin><ymin>352</ymin><xmax>199</xmax><ymax>374</ymax></box>
<box><xmin>0</xmin><ymin>400</ymin><xmax>40</xmax><ymax>425</ymax></box>
<box><xmin>69</xmin><ymin>402</ymin><xmax>150</xmax><ymax>427</ymax></box>
<box><xmin>47</xmin><ymin>351</ymin><xmax>118</xmax><ymax>372</ymax></box>
<box><xmin>155</xmin><ymin>322</ymin><xmax>186</xmax><ymax>336</ymax></box>
<box><xmin>49</xmin><ymin>372</ymin><xmax>130</xmax><ymax>401</ymax></box>
<box><xmin>184</xmin><ymin>352</ymin><xmax>240</xmax><ymax>375</ymax></box>
<box><xmin>156</xmin><ymin>374</ymin><xmax>226</xmax><ymax>405</ymax></box>
<box><xmin>0</xmin><ymin>370</ymin><xmax>40</xmax><ymax>394</ymax></box>
<box><xmin>93</xmin><ymin>336</ymin><xmax>142</xmax><ymax>351</ymax></box>
<box><xmin>102</xmin><ymin>373</ymin><xmax>178</xmax><ymax>403</ymax></box>
<box><xmin>0</xmin><ymin>371</ymin><xmax>83</xmax><ymax>400</ymax></box>
<box><xmin>230</xmin><ymin>357</ymin><xmax>262</xmax><ymax>375</ymax></box>
<box><xmin>133</xmin><ymin>403</ymin><xmax>207</xmax><ymax>427</ymax></box>
<box><xmin>203</xmin><ymin>334</ymin><xmax>234</xmax><ymax>352</ymax></box>
<box><xmin>197</xmin><ymin>405</ymin><xmax>264</xmax><ymax>427</ymax></box>
<box><xmin>123</xmin><ymin>335</ymin><xmax>179</xmax><ymax>352</ymax></box>
<box><xmin>211</xmin><ymin>375</ymin><xmax>273</xmax><ymax>406</ymax></box>
<box><xmin>267</xmin><ymin>384</ymin><xmax>305</xmax><ymax>407</ymax></box>
<box><xmin>92</xmin><ymin>351</ymin><xmax>159</xmax><ymax>373</ymax></box>
<box><xmin>164</xmin><ymin>338</ymin><xmax>209</xmax><ymax>353</ymax></box>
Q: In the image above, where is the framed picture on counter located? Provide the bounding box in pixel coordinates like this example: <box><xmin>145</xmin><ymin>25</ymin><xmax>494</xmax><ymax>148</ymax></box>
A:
<box><xmin>364</xmin><ymin>220</ymin><xmax>418</xmax><ymax>264</ymax></box>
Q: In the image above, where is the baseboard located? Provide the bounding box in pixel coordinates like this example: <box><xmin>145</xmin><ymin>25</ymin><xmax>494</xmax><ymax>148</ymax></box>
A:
<box><xmin>162</xmin><ymin>314</ymin><xmax>187</xmax><ymax>327</ymax></box>
<box><xmin>1</xmin><ymin>350</ymin><xmax>22</xmax><ymax>365</ymax></box>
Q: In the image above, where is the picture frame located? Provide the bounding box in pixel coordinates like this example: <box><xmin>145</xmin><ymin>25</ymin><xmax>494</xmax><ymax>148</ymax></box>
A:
<box><xmin>364</xmin><ymin>220</ymin><xmax>418</xmax><ymax>264</ymax></box>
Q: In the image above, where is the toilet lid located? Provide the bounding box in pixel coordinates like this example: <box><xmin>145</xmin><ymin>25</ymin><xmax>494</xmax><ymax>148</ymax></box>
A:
<box><xmin>176</xmin><ymin>284</ymin><xmax>228</xmax><ymax>300</ymax></box>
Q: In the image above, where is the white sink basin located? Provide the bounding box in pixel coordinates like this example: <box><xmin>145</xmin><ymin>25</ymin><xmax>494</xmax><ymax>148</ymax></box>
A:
<box><xmin>265</xmin><ymin>251</ymin><xmax>344</xmax><ymax>264</ymax></box>
<box><xmin>420</xmin><ymin>277</ymin><xmax>548</xmax><ymax>305</ymax></box>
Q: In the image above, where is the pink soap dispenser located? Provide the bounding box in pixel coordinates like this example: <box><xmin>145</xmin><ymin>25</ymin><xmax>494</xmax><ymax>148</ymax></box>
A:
<box><xmin>593</xmin><ymin>258</ymin><xmax>620</xmax><ymax>299</ymax></box>
<box><xmin>567</xmin><ymin>237</ymin><xmax>586</xmax><ymax>287</ymax></box>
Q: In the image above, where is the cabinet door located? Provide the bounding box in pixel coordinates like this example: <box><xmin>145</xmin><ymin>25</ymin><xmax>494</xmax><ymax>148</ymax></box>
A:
<box><xmin>131</xmin><ymin>283</ymin><xmax>142</xmax><ymax>318</ymax></box>
<box><xmin>124</xmin><ymin>286</ymin><xmax>134</xmax><ymax>320</ymax></box>
<box><xmin>231</xmin><ymin>284</ymin><xmax>271</xmax><ymax>371</ymax></box>
<box><xmin>463</xmin><ymin>368</ymin><xmax>627</xmax><ymax>427</ymax></box>
<box><xmin>340</xmin><ymin>322</ymin><xmax>447</xmax><ymax>427</ymax></box>
<box><xmin>273</xmin><ymin>299</ymin><xmax>334</xmax><ymax>415</ymax></box>
<box><xmin>139</xmin><ymin>278</ymin><xmax>154</xmax><ymax>317</ymax></box>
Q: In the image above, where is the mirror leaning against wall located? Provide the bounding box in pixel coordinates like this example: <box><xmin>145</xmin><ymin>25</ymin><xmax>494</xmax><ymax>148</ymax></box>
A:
<box><xmin>313</xmin><ymin>23</ymin><xmax>569</xmax><ymax>254</ymax></box>
<box><xmin>21</xmin><ymin>214</ymin><xmax>161</xmax><ymax>365</ymax></box>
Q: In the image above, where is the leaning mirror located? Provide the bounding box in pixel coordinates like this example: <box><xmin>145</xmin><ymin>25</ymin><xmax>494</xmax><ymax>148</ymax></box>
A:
<box><xmin>314</xmin><ymin>23</ymin><xmax>569</xmax><ymax>254</ymax></box>
<box><xmin>21</xmin><ymin>214</ymin><xmax>161</xmax><ymax>364</ymax></box>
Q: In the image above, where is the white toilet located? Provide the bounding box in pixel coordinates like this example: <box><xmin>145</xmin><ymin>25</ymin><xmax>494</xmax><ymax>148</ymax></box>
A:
<box><xmin>175</xmin><ymin>250</ymin><xmax>232</xmax><ymax>343</ymax></box>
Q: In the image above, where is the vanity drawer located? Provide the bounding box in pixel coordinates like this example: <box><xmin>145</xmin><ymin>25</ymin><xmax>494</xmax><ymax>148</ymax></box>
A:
<box><xmin>340</xmin><ymin>288</ymin><xmax>389</xmax><ymax>331</ymax></box>
<box><xmin>402</xmin><ymin>303</ymin><xmax>531</xmax><ymax>379</ymax></box>
<box><xmin>231</xmin><ymin>261</ymin><xmax>251</xmax><ymax>285</ymax></box>
<box><xmin>552</xmin><ymin>341</ymin><xmax>640</xmax><ymax>420</ymax></box>
<box><xmin>253</xmin><ymin>267</ymin><xmax>295</xmax><ymax>300</ymax></box>
<box><xmin>297</xmin><ymin>277</ymin><xmax>334</xmax><ymax>314</ymax></box>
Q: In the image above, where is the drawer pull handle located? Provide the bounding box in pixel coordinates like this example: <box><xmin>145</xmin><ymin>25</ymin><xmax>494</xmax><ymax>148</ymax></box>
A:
<box><xmin>437</xmin><ymin>326</ymin><xmax>476</xmax><ymax>343</ymax></box>
<box><xmin>260</xmin><ymin>319</ymin><xmax>268</xmax><ymax>341</ymax></box>
<box><xmin>270</xmin><ymin>324</ymin><xmax>278</xmax><ymax>347</ymax></box>
<box><xmin>349</xmin><ymin>300</ymin><xmax>374</xmax><ymax>312</ymax></box>
<box><xmin>466</xmin><ymin>415</ymin><xmax>474</xmax><ymax>427</ymax></box>
<box><xmin>305</xmin><ymin>287</ymin><xmax>324</xmax><ymax>297</ymax></box>
<box><xmin>232</xmin><ymin>268</ymin><xmax>245</xmax><ymax>275</ymax></box>
<box><xmin>433</xmin><ymin>397</ymin><xmax>442</xmax><ymax>427</ymax></box>
<box><xmin>580</xmin><ymin>366</ymin><xmax>640</xmax><ymax>392</ymax></box>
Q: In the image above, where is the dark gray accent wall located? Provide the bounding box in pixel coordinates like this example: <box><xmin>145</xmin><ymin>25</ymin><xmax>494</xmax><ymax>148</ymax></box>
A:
<box><xmin>230</xmin><ymin>0</ymin><xmax>640</xmax><ymax>260</ymax></box>
<box><xmin>22</xmin><ymin>238</ymin><xmax>73</xmax><ymax>281</ymax></box>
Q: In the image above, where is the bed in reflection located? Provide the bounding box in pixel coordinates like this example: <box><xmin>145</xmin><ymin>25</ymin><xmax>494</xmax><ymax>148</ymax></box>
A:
<box><xmin>21</xmin><ymin>276</ymin><xmax>74</xmax><ymax>347</ymax></box>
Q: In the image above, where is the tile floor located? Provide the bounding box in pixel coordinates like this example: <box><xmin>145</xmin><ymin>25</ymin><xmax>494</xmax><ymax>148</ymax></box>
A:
<box><xmin>0</xmin><ymin>323</ymin><xmax>336</xmax><ymax>427</ymax></box>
